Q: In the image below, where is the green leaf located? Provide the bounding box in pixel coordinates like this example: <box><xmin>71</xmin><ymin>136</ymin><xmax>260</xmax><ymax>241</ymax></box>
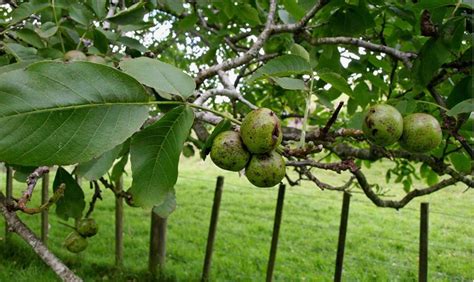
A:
<box><xmin>426</xmin><ymin>169</ymin><xmax>439</xmax><ymax>186</ymax></box>
<box><xmin>272</xmin><ymin>77</ymin><xmax>306</xmax><ymax>90</ymax></box>
<box><xmin>152</xmin><ymin>192</ymin><xmax>177</xmax><ymax>218</ymax></box>
<box><xmin>318</xmin><ymin>71</ymin><xmax>353</xmax><ymax>96</ymax></box>
<box><xmin>53</xmin><ymin>167</ymin><xmax>85</xmax><ymax>221</ymax></box>
<box><xmin>420</xmin><ymin>163</ymin><xmax>440</xmax><ymax>186</ymax></box>
<box><xmin>283</xmin><ymin>0</ymin><xmax>306</xmax><ymax>20</ymax></box>
<box><xmin>106</xmin><ymin>2</ymin><xmax>147</xmax><ymax>25</ymax></box>
<box><xmin>420</xmin><ymin>163</ymin><xmax>430</xmax><ymax>178</ymax></box>
<box><xmin>353</xmin><ymin>81</ymin><xmax>372</xmax><ymax>108</ymax></box>
<box><xmin>93</xmin><ymin>29</ymin><xmax>109</xmax><ymax>54</ymax></box>
<box><xmin>402</xmin><ymin>179</ymin><xmax>411</xmax><ymax>192</ymax></box>
<box><xmin>4</xmin><ymin>43</ymin><xmax>40</xmax><ymax>61</ymax></box>
<box><xmin>327</xmin><ymin>3</ymin><xmax>375</xmax><ymax>36</ymax></box>
<box><xmin>0</xmin><ymin>60</ymin><xmax>37</xmax><ymax>75</ymax></box>
<box><xmin>88</xmin><ymin>0</ymin><xmax>107</xmax><ymax>18</ymax></box>
<box><xmin>117</xmin><ymin>36</ymin><xmax>148</xmax><ymax>52</ymax></box>
<box><xmin>446</xmin><ymin>99</ymin><xmax>474</xmax><ymax>116</ymax></box>
<box><xmin>446</xmin><ymin>76</ymin><xmax>473</xmax><ymax>109</ymax></box>
<box><xmin>418</xmin><ymin>0</ymin><xmax>457</xmax><ymax>9</ymax></box>
<box><xmin>163</xmin><ymin>0</ymin><xmax>184</xmax><ymax>15</ymax></box>
<box><xmin>239</xmin><ymin>4</ymin><xmax>262</xmax><ymax>26</ymax></box>
<box><xmin>249</xmin><ymin>55</ymin><xmax>311</xmax><ymax>82</ymax></box>
<box><xmin>289</xmin><ymin>43</ymin><xmax>310</xmax><ymax>62</ymax></box>
<box><xmin>11</xmin><ymin>1</ymin><xmax>50</xmax><ymax>25</ymax></box>
<box><xmin>111</xmin><ymin>154</ymin><xmax>129</xmax><ymax>184</ymax></box>
<box><xmin>176</xmin><ymin>14</ymin><xmax>198</xmax><ymax>31</ymax></box>
<box><xmin>120</xmin><ymin>57</ymin><xmax>196</xmax><ymax>99</ymax></box>
<box><xmin>37</xmin><ymin>48</ymin><xmax>63</xmax><ymax>59</ymax></box>
<box><xmin>450</xmin><ymin>152</ymin><xmax>472</xmax><ymax>174</ymax></box>
<box><xmin>15</xmin><ymin>29</ymin><xmax>45</xmax><ymax>49</ymax></box>
<box><xmin>75</xmin><ymin>145</ymin><xmax>122</xmax><ymax>181</ymax></box>
<box><xmin>412</xmin><ymin>38</ymin><xmax>451</xmax><ymax>86</ymax></box>
<box><xmin>367</xmin><ymin>56</ymin><xmax>391</xmax><ymax>73</ymax></box>
<box><xmin>347</xmin><ymin>112</ymin><xmax>364</xmax><ymax>129</ymax></box>
<box><xmin>36</xmin><ymin>22</ymin><xmax>58</xmax><ymax>38</ymax></box>
<box><xmin>129</xmin><ymin>106</ymin><xmax>194</xmax><ymax>209</ymax></box>
<box><xmin>69</xmin><ymin>3</ymin><xmax>94</xmax><ymax>26</ymax></box>
<box><xmin>200</xmin><ymin>119</ymin><xmax>232</xmax><ymax>160</ymax></box>
<box><xmin>0</xmin><ymin>61</ymin><xmax>149</xmax><ymax>166</ymax></box>
<box><xmin>315</xmin><ymin>45</ymin><xmax>342</xmax><ymax>72</ymax></box>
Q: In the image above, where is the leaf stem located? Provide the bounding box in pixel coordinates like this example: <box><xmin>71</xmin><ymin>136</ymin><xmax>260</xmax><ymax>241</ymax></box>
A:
<box><xmin>51</xmin><ymin>0</ymin><xmax>65</xmax><ymax>53</ymax></box>
<box><xmin>149</xmin><ymin>101</ymin><xmax>242</xmax><ymax>125</ymax></box>
<box><xmin>300</xmin><ymin>73</ymin><xmax>315</xmax><ymax>148</ymax></box>
<box><xmin>76</xmin><ymin>24</ymin><xmax>92</xmax><ymax>50</ymax></box>
<box><xmin>415</xmin><ymin>100</ymin><xmax>450</xmax><ymax>112</ymax></box>
<box><xmin>187</xmin><ymin>103</ymin><xmax>242</xmax><ymax>125</ymax></box>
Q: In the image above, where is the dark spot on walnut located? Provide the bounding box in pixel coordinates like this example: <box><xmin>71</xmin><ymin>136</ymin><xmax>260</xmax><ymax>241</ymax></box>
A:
<box><xmin>272</xmin><ymin>124</ymin><xmax>280</xmax><ymax>141</ymax></box>
<box><xmin>365</xmin><ymin>117</ymin><xmax>374</xmax><ymax>129</ymax></box>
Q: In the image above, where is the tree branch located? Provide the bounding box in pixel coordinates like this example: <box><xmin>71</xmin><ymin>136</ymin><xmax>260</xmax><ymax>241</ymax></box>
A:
<box><xmin>330</xmin><ymin>143</ymin><xmax>474</xmax><ymax>187</ymax></box>
<box><xmin>85</xmin><ymin>181</ymin><xmax>102</xmax><ymax>218</ymax></box>
<box><xmin>304</xmin><ymin>34</ymin><xmax>416</xmax><ymax>68</ymax></box>
<box><xmin>194</xmin><ymin>0</ymin><xmax>278</xmax><ymax>85</ymax></box>
<box><xmin>287</xmin><ymin>159</ymin><xmax>358</xmax><ymax>173</ymax></box>
<box><xmin>194</xmin><ymin>88</ymin><xmax>257</xmax><ymax>109</ymax></box>
<box><xmin>16</xmin><ymin>184</ymin><xmax>65</xmax><ymax>215</ymax></box>
<box><xmin>17</xmin><ymin>166</ymin><xmax>50</xmax><ymax>210</ymax></box>
<box><xmin>321</xmin><ymin>101</ymin><xmax>344</xmax><ymax>137</ymax></box>
<box><xmin>272</xmin><ymin>0</ymin><xmax>330</xmax><ymax>33</ymax></box>
<box><xmin>352</xmin><ymin>169</ymin><xmax>459</xmax><ymax>209</ymax></box>
<box><xmin>0</xmin><ymin>192</ymin><xmax>82</xmax><ymax>282</ymax></box>
<box><xmin>300</xmin><ymin>167</ymin><xmax>355</xmax><ymax>191</ymax></box>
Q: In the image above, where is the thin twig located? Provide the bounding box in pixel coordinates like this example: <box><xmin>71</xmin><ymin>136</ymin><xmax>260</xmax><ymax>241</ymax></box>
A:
<box><xmin>18</xmin><ymin>184</ymin><xmax>65</xmax><ymax>215</ymax></box>
<box><xmin>85</xmin><ymin>181</ymin><xmax>102</xmax><ymax>218</ymax></box>
<box><xmin>321</xmin><ymin>101</ymin><xmax>344</xmax><ymax>137</ymax></box>
<box><xmin>352</xmin><ymin>169</ymin><xmax>459</xmax><ymax>209</ymax></box>
<box><xmin>17</xmin><ymin>166</ymin><xmax>50</xmax><ymax>210</ymax></box>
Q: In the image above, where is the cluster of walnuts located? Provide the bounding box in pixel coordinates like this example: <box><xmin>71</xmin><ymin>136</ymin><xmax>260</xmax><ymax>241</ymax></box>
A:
<box><xmin>210</xmin><ymin>108</ymin><xmax>286</xmax><ymax>188</ymax></box>
<box><xmin>64</xmin><ymin>218</ymin><xmax>98</xmax><ymax>253</ymax></box>
<box><xmin>362</xmin><ymin>104</ymin><xmax>442</xmax><ymax>153</ymax></box>
<box><xmin>63</xmin><ymin>50</ymin><xmax>106</xmax><ymax>64</ymax></box>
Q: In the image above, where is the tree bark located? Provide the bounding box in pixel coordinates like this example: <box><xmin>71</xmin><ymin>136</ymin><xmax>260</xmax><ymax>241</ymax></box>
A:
<box><xmin>0</xmin><ymin>192</ymin><xmax>82</xmax><ymax>282</ymax></box>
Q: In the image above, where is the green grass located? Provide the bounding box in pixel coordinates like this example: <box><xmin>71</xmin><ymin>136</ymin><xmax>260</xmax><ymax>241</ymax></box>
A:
<box><xmin>0</xmin><ymin>156</ymin><xmax>473</xmax><ymax>281</ymax></box>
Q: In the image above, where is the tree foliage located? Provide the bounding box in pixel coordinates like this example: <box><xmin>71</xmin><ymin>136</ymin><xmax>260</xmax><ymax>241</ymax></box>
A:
<box><xmin>0</xmin><ymin>0</ymin><xmax>472</xmax><ymax>220</ymax></box>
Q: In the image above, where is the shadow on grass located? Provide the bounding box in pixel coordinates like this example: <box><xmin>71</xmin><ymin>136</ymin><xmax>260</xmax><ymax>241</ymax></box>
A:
<box><xmin>0</xmin><ymin>237</ymin><xmax>179</xmax><ymax>282</ymax></box>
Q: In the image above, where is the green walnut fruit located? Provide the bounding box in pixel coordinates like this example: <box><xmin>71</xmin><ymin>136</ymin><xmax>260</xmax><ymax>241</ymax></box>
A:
<box><xmin>86</xmin><ymin>55</ymin><xmax>106</xmax><ymax>64</ymax></box>
<box><xmin>64</xmin><ymin>231</ymin><xmax>88</xmax><ymax>253</ymax></box>
<box><xmin>63</xmin><ymin>50</ymin><xmax>87</xmax><ymax>62</ymax></box>
<box><xmin>210</xmin><ymin>131</ymin><xmax>250</xmax><ymax>171</ymax></box>
<box><xmin>241</xmin><ymin>108</ymin><xmax>283</xmax><ymax>154</ymax></box>
<box><xmin>362</xmin><ymin>104</ymin><xmax>403</xmax><ymax>146</ymax></box>
<box><xmin>400</xmin><ymin>113</ymin><xmax>442</xmax><ymax>153</ymax></box>
<box><xmin>245</xmin><ymin>151</ymin><xmax>286</xmax><ymax>188</ymax></box>
<box><xmin>76</xmin><ymin>218</ymin><xmax>98</xmax><ymax>237</ymax></box>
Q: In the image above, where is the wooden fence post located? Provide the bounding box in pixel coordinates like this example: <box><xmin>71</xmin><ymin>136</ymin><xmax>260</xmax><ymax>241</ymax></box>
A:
<box><xmin>149</xmin><ymin>211</ymin><xmax>167</xmax><ymax>275</ymax></box>
<box><xmin>115</xmin><ymin>176</ymin><xmax>124</xmax><ymax>268</ymax></box>
<box><xmin>266</xmin><ymin>183</ymin><xmax>286</xmax><ymax>282</ymax></box>
<box><xmin>419</xmin><ymin>202</ymin><xmax>429</xmax><ymax>282</ymax></box>
<box><xmin>201</xmin><ymin>176</ymin><xmax>224</xmax><ymax>282</ymax></box>
<box><xmin>5</xmin><ymin>166</ymin><xmax>13</xmax><ymax>241</ymax></box>
<box><xmin>334</xmin><ymin>192</ymin><xmax>351</xmax><ymax>282</ymax></box>
<box><xmin>41</xmin><ymin>172</ymin><xmax>49</xmax><ymax>244</ymax></box>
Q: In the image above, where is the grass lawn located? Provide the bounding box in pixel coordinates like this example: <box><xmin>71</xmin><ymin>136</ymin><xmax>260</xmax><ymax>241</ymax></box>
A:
<box><xmin>0</xmin><ymin>156</ymin><xmax>473</xmax><ymax>281</ymax></box>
